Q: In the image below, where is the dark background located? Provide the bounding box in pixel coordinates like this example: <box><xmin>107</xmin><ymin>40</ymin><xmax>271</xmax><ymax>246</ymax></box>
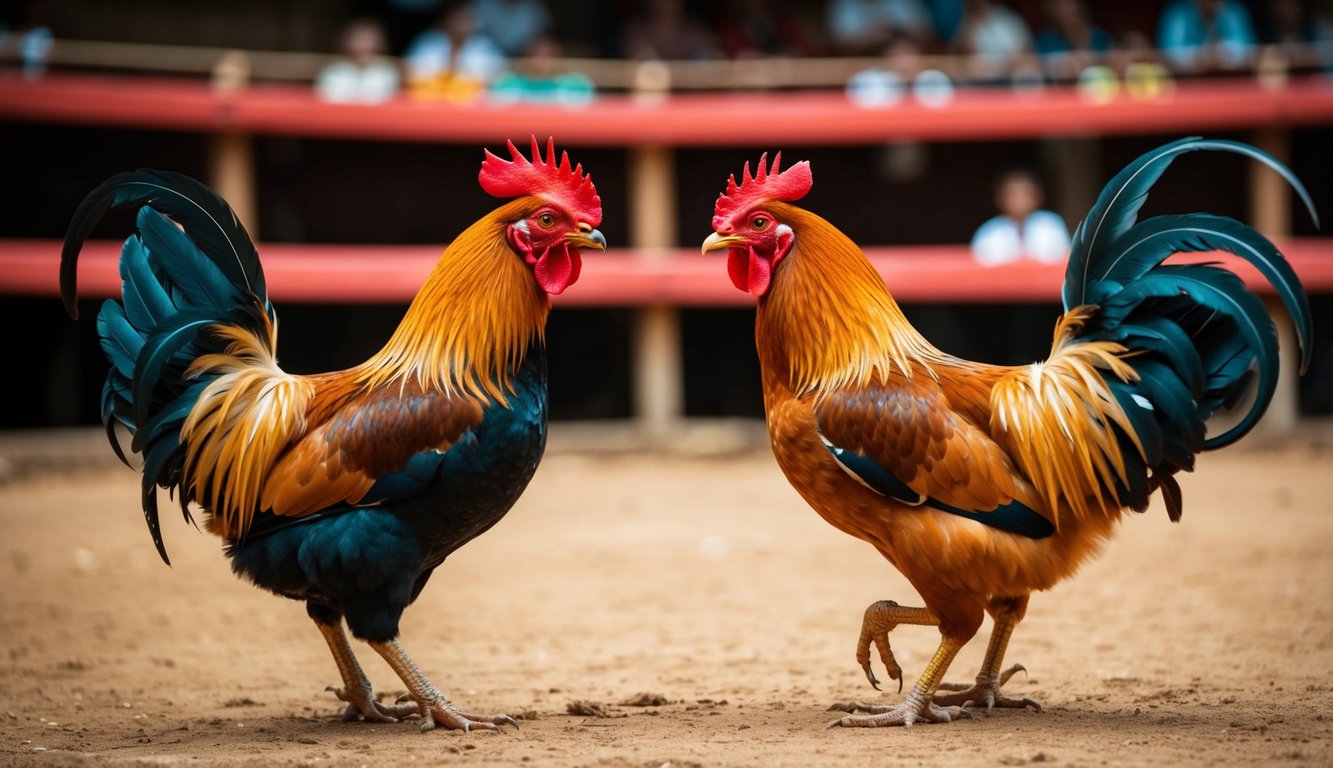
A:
<box><xmin>3</xmin><ymin>0</ymin><xmax>1331</xmax><ymax>428</ymax></box>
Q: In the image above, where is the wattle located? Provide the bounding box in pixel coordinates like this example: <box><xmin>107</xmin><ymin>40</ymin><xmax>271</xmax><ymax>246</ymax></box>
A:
<box><xmin>727</xmin><ymin>246</ymin><xmax>772</xmax><ymax>296</ymax></box>
<box><xmin>535</xmin><ymin>245</ymin><xmax>582</xmax><ymax>295</ymax></box>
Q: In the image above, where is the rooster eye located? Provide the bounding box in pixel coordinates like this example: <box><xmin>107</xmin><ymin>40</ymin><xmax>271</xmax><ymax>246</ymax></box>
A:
<box><xmin>752</xmin><ymin>216</ymin><xmax>769</xmax><ymax>230</ymax></box>
<box><xmin>538</xmin><ymin>213</ymin><xmax>556</xmax><ymax>228</ymax></box>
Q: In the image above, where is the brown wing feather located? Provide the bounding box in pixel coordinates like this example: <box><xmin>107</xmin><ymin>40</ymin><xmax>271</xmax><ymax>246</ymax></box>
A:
<box><xmin>261</xmin><ymin>378</ymin><xmax>485</xmax><ymax>519</ymax></box>
<box><xmin>816</xmin><ymin>369</ymin><xmax>1045</xmax><ymax>516</ymax></box>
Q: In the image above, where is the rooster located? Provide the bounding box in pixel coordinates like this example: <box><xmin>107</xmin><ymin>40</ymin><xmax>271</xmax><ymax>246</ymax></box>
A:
<box><xmin>60</xmin><ymin>137</ymin><xmax>605</xmax><ymax>732</ymax></box>
<box><xmin>701</xmin><ymin>138</ymin><xmax>1314</xmax><ymax>727</ymax></box>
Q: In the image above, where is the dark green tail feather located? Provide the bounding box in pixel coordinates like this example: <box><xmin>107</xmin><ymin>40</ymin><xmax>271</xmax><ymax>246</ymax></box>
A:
<box><xmin>62</xmin><ymin>169</ymin><xmax>265</xmax><ymax>319</ymax></box>
<box><xmin>1065</xmin><ymin>138</ymin><xmax>1315</xmax><ymax>517</ymax></box>
<box><xmin>63</xmin><ymin>170</ymin><xmax>272</xmax><ymax>564</ymax></box>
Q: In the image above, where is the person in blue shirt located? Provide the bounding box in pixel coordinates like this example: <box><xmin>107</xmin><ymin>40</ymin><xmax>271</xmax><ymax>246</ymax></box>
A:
<box><xmin>470</xmin><ymin>0</ymin><xmax>551</xmax><ymax>58</ymax></box>
<box><xmin>1157</xmin><ymin>0</ymin><xmax>1257</xmax><ymax>74</ymax></box>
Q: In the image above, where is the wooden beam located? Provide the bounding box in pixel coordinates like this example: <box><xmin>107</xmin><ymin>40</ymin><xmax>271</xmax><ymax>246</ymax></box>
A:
<box><xmin>207</xmin><ymin>131</ymin><xmax>257</xmax><ymax>235</ymax></box>
<box><xmin>1250</xmin><ymin>127</ymin><xmax>1298</xmax><ymax>437</ymax></box>
<box><xmin>628</xmin><ymin>144</ymin><xmax>683</xmax><ymax>439</ymax></box>
<box><xmin>206</xmin><ymin>53</ymin><xmax>258</xmax><ymax>235</ymax></box>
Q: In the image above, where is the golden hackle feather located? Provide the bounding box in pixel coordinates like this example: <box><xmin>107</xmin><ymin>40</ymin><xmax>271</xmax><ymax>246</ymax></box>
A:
<box><xmin>989</xmin><ymin>307</ymin><xmax>1145</xmax><ymax>526</ymax></box>
<box><xmin>352</xmin><ymin>198</ymin><xmax>549</xmax><ymax>403</ymax></box>
<box><xmin>179</xmin><ymin>197</ymin><xmax>550</xmax><ymax>540</ymax></box>
<box><xmin>758</xmin><ymin>203</ymin><xmax>952</xmax><ymax>396</ymax></box>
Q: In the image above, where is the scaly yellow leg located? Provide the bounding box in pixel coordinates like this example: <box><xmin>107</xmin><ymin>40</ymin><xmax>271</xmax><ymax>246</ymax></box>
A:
<box><xmin>369</xmin><ymin>639</ymin><xmax>518</xmax><ymax>733</ymax></box>
<box><xmin>829</xmin><ymin>634</ymin><xmax>971</xmax><ymax>727</ymax></box>
<box><xmin>315</xmin><ymin>620</ymin><xmax>419</xmax><ymax>723</ymax></box>
<box><xmin>827</xmin><ymin>599</ymin><xmax>971</xmax><ymax>727</ymax></box>
<box><xmin>933</xmin><ymin>597</ymin><xmax>1041</xmax><ymax>714</ymax></box>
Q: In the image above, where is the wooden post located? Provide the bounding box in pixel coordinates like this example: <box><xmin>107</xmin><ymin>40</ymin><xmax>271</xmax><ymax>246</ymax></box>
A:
<box><xmin>208</xmin><ymin>51</ymin><xmax>258</xmax><ymax>234</ymax></box>
<box><xmin>207</xmin><ymin>132</ymin><xmax>257</xmax><ymax>233</ymax></box>
<box><xmin>629</xmin><ymin>143</ymin><xmax>683</xmax><ymax>440</ymax></box>
<box><xmin>1044</xmin><ymin>136</ymin><xmax>1099</xmax><ymax>231</ymax></box>
<box><xmin>1250</xmin><ymin>127</ymin><xmax>1297</xmax><ymax>437</ymax></box>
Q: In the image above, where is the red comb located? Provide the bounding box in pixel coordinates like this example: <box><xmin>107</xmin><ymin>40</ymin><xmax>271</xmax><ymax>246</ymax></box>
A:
<box><xmin>479</xmin><ymin>136</ymin><xmax>602</xmax><ymax>226</ymax></box>
<box><xmin>713</xmin><ymin>152</ymin><xmax>812</xmax><ymax>227</ymax></box>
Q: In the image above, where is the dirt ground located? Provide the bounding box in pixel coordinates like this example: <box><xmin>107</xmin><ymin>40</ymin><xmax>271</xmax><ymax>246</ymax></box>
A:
<box><xmin>1</xmin><ymin>424</ymin><xmax>1332</xmax><ymax>768</ymax></box>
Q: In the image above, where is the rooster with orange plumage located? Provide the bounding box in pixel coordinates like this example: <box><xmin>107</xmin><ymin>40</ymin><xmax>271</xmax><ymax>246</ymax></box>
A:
<box><xmin>702</xmin><ymin>139</ymin><xmax>1314</xmax><ymax>727</ymax></box>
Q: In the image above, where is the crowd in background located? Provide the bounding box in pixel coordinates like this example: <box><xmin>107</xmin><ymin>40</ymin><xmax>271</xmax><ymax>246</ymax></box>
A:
<box><xmin>4</xmin><ymin>0</ymin><xmax>1333</xmax><ymax>103</ymax></box>
<box><xmin>300</xmin><ymin>0</ymin><xmax>1333</xmax><ymax>104</ymax></box>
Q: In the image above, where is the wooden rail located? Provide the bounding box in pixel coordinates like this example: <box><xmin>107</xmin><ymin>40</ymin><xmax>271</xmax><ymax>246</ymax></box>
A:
<box><xmin>3</xmin><ymin>73</ymin><xmax>1332</xmax><ymax>146</ymax></box>
<box><xmin>10</xmin><ymin>239</ymin><xmax>1331</xmax><ymax>306</ymax></box>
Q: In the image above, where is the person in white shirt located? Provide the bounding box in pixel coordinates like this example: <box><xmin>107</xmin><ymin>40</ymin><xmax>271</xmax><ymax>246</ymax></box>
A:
<box><xmin>970</xmin><ymin>167</ymin><xmax>1071</xmax><ymax>266</ymax></box>
<box><xmin>315</xmin><ymin>18</ymin><xmax>402</xmax><ymax>104</ymax></box>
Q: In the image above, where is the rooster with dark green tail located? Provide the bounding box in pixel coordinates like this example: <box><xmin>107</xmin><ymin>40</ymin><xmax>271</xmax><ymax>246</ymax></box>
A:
<box><xmin>62</xmin><ymin>137</ymin><xmax>606</xmax><ymax>732</ymax></box>
<box><xmin>701</xmin><ymin>137</ymin><xmax>1315</xmax><ymax>727</ymax></box>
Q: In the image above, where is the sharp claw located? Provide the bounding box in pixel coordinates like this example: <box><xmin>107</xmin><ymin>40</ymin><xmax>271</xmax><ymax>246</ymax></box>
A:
<box><xmin>498</xmin><ymin>715</ymin><xmax>520</xmax><ymax>729</ymax></box>
<box><xmin>865</xmin><ymin>667</ymin><xmax>881</xmax><ymax>691</ymax></box>
<box><xmin>897</xmin><ymin>676</ymin><xmax>903</xmax><ymax>695</ymax></box>
<box><xmin>1004</xmin><ymin>664</ymin><xmax>1027</xmax><ymax>684</ymax></box>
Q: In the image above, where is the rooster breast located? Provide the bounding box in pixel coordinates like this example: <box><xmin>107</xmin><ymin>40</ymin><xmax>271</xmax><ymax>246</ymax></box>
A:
<box><xmin>225</xmin><ymin>343</ymin><xmax>548</xmax><ymax>641</ymax></box>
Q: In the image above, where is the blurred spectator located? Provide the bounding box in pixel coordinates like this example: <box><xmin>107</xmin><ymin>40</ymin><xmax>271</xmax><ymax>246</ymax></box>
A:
<box><xmin>1101</xmin><ymin>28</ymin><xmax>1175</xmax><ymax>98</ymax></box>
<box><xmin>1035</xmin><ymin>0</ymin><xmax>1112</xmax><ymax>81</ymax></box>
<box><xmin>1156</xmin><ymin>0</ymin><xmax>1257</xmax><ymax>74</ymax></box>
<box><xmin>970</xmin><ymin>167</ymin><xmax>1070</xmax><ymax>267</ymax></box>
<box><xmin>404</xmin><ymin>2</ymin><xmax>507</xmax><ymax>101</ymax></box>
<box><xmin>928</xmin><ymin>0</ymin><xmax>967</xmax><ymax>43</ymax></box>
<box><xmin>315</xmin><ymin>17</ymin><xmax>401</xmax><ymax>104</ymax></box>
<box><xmin>623</xmin><ymin>0</ymin><xmax>721</xmax><ymax>60</ymax></box>
<box><xmin>954</xmin><ymin>0</ymin><xmax>1034</xmax><ymax>83</ymax></box>
<box><xmin>825</xmin><ymin>0</ymin><xmax>934</xmax><ymax>55</ymax></box>
<box><xmin>470</xmin><ymin>0</ymin><xmax>552</xmax><ymax>57</ymax></box>
<box><xmin>490</xmin><ymin>35</ymin><xmax>595</xmax><ymax>105</ymax></box>
<box><xmin>1261</xmin><ymin>0</ymin><xmax>1333</xmax><ymax>70</ymax></box>
<box><xmin>1108</xmin><ymin>27</ymin><xmax>1163</xmax><ymax>72</ymax></box>
<box><xmin>717</xmin><ymin>0</ymin><xmax>813</xmax><ymax>58</ymax></box>
<box><xmin>846</xmin><ymin>34</ymin><xmax>925</xmax><ymax>106</ymax></box>
<box><xmin>0</xmin><ymin>0</ymin><xmax>52</xmax><ymax>78</ymax></box>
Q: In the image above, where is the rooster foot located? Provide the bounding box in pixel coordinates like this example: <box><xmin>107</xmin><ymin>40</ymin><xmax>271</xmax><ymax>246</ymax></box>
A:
<box><xmin>827</xmin><ymin>692</ymin><xmax>970</xmax><ymax>728</ymax></box>
<box><xmin>326</xmin><ymin>683</ymin><xmax>418</xmax><ymax>723</ymax></box>
<box><xmin>369</xmin><ymin>639</ymin><xmax>519</xmax><ymax>734</ymax></box>
<box><xmin>855</xmin><ymin>599</ymin><xmax>938</xmax><ymax>693</ymax></box>
<box><xmin>932</xmin><ymin>664</ymin><xmax>1041</xmax><ymax>715</ymax></box>
<box><xmin>399</xmin><ymin>692</ymin><xmax>520</xmax><ymax>733</ymax></box>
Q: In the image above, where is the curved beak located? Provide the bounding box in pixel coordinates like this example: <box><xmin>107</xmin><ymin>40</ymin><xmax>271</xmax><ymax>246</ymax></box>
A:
<box><xmin>701</xmin><ymin>232</ymin><xmax>744</xmax><ymax>254</ymax></box>
<box><xmin>565</xmin><ymin>228</ymin><xmax>607</xmax><ymax>251</ymax></box>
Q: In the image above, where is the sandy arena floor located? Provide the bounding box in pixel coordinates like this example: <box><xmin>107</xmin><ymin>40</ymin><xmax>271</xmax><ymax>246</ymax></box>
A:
<box><xmin>1</xmin><ymin>425</ymin><xmax>1331</xmax><ymax>767</ymax></box>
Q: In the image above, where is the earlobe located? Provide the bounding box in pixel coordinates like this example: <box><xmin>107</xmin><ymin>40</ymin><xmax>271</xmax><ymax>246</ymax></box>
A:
<box><xmin>775</xmin><ymin>224</ymin><xmax>795</xmax><ymax>262</ymax></box>
<box><xmin>507</xmin><ymin>222</ymin><xmax>536</xmax><ymax>264</ymax></box>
